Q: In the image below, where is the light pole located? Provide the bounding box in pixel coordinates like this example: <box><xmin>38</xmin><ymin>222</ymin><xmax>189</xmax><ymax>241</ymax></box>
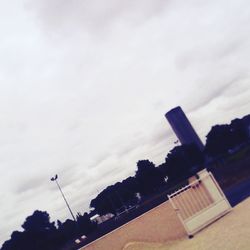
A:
<box><xmin>51</xmin><ymin>174</ymin><xmax>76</xmax><ymax>222</ymax></box>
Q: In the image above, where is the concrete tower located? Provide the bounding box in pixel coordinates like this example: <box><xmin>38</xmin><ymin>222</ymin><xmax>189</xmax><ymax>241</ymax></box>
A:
<box><xmin>165</xmin><ymin>106</ymin><xmax>204</xmax><ymax>151</ymax></box>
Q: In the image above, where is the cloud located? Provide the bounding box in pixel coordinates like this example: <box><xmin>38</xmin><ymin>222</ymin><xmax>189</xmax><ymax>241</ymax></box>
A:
<box><xmin>15</xmin><ymin>176</ymin><xmax>46</xmax><ymax>194</ymax></box>
<box><xmin>185</xmin><ymin>76</ymin><xmax>246</xmax><ymax>114</ymax></box>
<box><xmin>25</xmin><ymin>0</ymin><xmax>168</xmax><ymax>35</ymax></box>
<box><xmin>1</xmin><ymin>0</ymin><xmax>250</xmax><ymax>246</ymax></box>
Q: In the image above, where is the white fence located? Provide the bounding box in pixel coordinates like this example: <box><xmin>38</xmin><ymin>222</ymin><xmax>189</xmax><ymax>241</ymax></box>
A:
<box><xmin>168</xmin><ymin>169</ymin><xmax>231</xmax><ymax>237</ymax></box>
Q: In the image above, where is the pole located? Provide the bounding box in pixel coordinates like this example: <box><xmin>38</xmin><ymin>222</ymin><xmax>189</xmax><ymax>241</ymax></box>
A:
<box><xmin>52</xmin><ymin>176</ymin><xmax>76</xmax><ymax>222</ymax></box>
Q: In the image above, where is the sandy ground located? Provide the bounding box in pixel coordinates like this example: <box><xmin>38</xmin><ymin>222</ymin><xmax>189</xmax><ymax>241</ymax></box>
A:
<box><xmin>124</xmin><ymin>197</ymin><xmax>250</xmax><ymax>250</ymax></box>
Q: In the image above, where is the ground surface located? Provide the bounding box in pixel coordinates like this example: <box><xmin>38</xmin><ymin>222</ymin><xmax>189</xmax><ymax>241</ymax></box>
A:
<box><xmin>123</xmin><ymin>197</ymin><xmax>250</xmax><ymax>250</ymax></box>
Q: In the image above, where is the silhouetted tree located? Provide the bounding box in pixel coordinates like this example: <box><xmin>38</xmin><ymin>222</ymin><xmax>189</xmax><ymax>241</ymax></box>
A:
<box><xmin>22</xmin><ymin>210</ymin><xmax>55</xmax><ymax>233</ymax></box>
<box><xmin>230</xmin><ymin>117</ymin><xmax>250</xmax><ymax>144</ymax></box>
<box><xmin>163</xmin><ymin>144</ymin><xmax>204</xmax><ymax>184</ymax></box>
<box><xmin>120</xmin><ymin>177</ymin><xmax>140</xmax><ymax>205</ymax></box>
<box><xmin>135</xmin><ymin>160</ymin><xmax>165</xmax><ymax>195</ymax></box>
<box><xmin>76</xmin><ymin>212</ymin><xmax>96</xmax><ymax>236</ymax></box>
<box><xmin>205</xmin><ymin>115</ymin><xmax>250</xmax><ymax>159</ymax></box>
<box><xmin>90</xmin><ymin>176</ymin><xmax>140</xmax><ymax>215</ymax></box>
<box><xmin>2</xmin><ymin>211</ymin><xmax>59</xmax><ymax>250</ymax></box>
<box><xmin>57</xmin><ymin>219</ymin><xmax>77</xmax><ymax>240</ymax></box>
<box><xmin>90</xmin><ymin>186</ymin><xmax>118</xmax><ymax>215</ymax></box>
<box><xmin>205</xmin><ymin>124</ymin><xmax>237</xmax><ymax>157</ymax></box>
<box><xmin>1</xmin><ymin>231</ymin><xmax>25</xmax><ymax>250</ymax></box>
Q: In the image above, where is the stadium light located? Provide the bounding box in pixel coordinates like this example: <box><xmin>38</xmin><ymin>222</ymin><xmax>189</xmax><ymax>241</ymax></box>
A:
<box><xmin>51</xmin><ymin>174</ymin><xmax>76</xmax><ymax>222</ymax></box>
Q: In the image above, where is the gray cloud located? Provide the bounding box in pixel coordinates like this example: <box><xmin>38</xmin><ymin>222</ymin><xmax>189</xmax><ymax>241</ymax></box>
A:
<box><xmin>15</xmin><ymin>176</ymin><xmax>46</xmax><ymax>194</ymax></box>
<box><xmin>186</xmin><ymin>76</ymin><xmax>246</xmax><ymax>114</ymax></box>
<box><xmin>25</xmin><ymin>0</ymin><xmax>169</xmax><ymax>35</ymax></box>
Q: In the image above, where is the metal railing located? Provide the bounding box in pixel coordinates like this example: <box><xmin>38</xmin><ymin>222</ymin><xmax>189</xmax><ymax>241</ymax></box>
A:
<box><xmin>168</xmin><ymin>175</ymin><xmax>214</xmax><ymax>221</ymax></box>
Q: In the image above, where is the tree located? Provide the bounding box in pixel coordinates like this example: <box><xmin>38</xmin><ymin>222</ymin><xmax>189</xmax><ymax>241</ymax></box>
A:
<box><xmin>1</xmin><ymin>231</ymin><xmax>25</xmax><ymax>250</ymax></box>
<box><xmin>22</xmin><ymin>210</ymin><xmax>55</xmax><ymax>233</ymax></box>
<box><xmin>90</xmin><ymin>177</ymin><xmax>140</xmax><ymax>215</ymax></box>
<box><xmin>90</xmin><ymin>186</ymin><xmax>119</xmax><ymax>215</ymax></box>
<box><xmin>205</xmin><ymin>124</ymin><xmax>236</xmax><ymax>157</ymax></box>
<box><xmin>120</xmin><ymin>177</ymin><xmax>140</xmax><ymax>205</ymax></box>
<box><xmin>135</xmin><ymin>160</ymin><xmax>165</xmax><ymax>196</ymax></box>
<box><xmin>76</xmin><ymin>212</ymin><xmax>96</xmax><ymax>236</ymax></box>
<box><xmin>2</xmin><ymin>211</ymin><xmax>59</xmax><ymax>250</ymax></box>
<box><xmin>163</xmin><ymin>144</ymin><xmax>204</xmax><ymax>184</ymax></box>
<box><xmin>57</xmin><ymin>219</ymin><xmax>77</xmax><ymax>240</ymax></box>
<box><xmin>230</xmin><ymin>117</ymin><xmax>249</xmax><ymax>145</ymax></box>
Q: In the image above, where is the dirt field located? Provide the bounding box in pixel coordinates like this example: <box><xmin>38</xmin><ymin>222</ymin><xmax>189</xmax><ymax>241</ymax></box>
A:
<box><xmin>124</xmin><ymin>197</ymin><xmax>250</xmax><ymax>250</ymax></box>
<box><xmin>80</xmin><ymin>201</ymin><xmax>186</xmax><ymax>250</ymax></box>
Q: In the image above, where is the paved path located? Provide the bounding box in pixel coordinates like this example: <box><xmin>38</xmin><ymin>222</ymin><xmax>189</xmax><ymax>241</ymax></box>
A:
<box><xmin>124</xmin><ymin>197</ymin><xmax>250</xmax><ymax>250</ymax></box>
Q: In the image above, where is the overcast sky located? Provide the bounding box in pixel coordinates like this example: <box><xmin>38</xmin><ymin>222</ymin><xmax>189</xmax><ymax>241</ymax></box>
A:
<box><xmin>1</xmin><ymin>0</ymin><xmax>250</xmax><ymax>245</ymax></box>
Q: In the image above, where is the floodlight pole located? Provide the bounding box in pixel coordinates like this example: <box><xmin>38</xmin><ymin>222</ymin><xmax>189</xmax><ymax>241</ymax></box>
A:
<box><xmin>51</xmin><ymin>175</ymin><xmax>76</xmax><ymax>222</ymax></box>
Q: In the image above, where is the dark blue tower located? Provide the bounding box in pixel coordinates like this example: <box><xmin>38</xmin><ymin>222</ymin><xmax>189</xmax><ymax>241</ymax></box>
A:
<box><xmin>165</xmin><ymin>106</ymin><xmax>204</xmax><ymax>151</ymax></box>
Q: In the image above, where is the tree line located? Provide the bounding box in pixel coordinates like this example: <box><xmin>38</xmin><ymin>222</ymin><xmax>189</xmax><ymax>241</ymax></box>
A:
<box><xmin>90</xmin><ymin>114</ymin><xmax>250</xmax><ymax>215</ymax></box>
<box><xmin>2</xmin><ymin>114</ymin><xmax>249</xmax><ymax>250</ymax></box>
<box><xmin>1</xmin><ymin>211</ymin><xmax>96</xmax><ymax>250</ymax></box>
